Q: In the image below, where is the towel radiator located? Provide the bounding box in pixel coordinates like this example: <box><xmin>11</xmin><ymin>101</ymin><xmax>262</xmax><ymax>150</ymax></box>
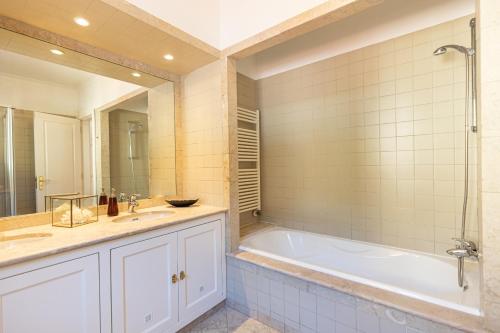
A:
<box><xmin>237</xmin><ymin>107</ymin><xmax>260</xmax><ymax>213</ymax></box>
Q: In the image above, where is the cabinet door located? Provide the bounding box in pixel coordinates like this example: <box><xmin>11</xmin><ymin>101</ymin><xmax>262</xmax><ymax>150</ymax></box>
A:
<box><xmin>178</xmin><ymin>220</ymin><xmax>223</xmax><ymax>323</ymax></box>
<box><xmin>0</xmin><ymin>254</ymin><xmax>100</xmax><ymax>333</ymax></box>
<box><xmin>111</xmin><ymin>234</ymin><xmax>178</xmax><ymax>333</ymax></box>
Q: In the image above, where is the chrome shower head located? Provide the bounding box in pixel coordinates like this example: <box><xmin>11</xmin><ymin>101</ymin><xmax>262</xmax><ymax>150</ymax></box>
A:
<box><xmin>433</xmin><ymin>44</ymin><xmax>474</xmax><ymax>56</ymax></box>
<box><xmin>128</xmin><ymin>121</ymin><xmax>144</xmax><ymax>132</ymax></box>
<box><xmin>433</xmin><ymin>47</ymin><xmax>447</xmax><ymax>56</ymax></box>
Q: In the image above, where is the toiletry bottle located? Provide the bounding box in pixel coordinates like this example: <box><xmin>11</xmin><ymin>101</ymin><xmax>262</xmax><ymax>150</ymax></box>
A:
<box><xmin>107</xmin><ymin>188</ymin><xmax>119</xmax><ymax>216</ymax></box>
<box><xmin>99</xmin><ymin>188</ymin><xmax>108</xmax><ymax>205</ymax></box>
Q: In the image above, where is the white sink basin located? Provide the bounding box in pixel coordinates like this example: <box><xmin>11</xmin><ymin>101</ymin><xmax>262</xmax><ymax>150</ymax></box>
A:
<box><xmin>0</xmin><ymin>232</ymin><xmax>52</xmax><ymax>250</ymax></box>
<box><xmin>112</xmin><ymin>210</ymin><xmax>175</xmax><ymax>223</ymax></box>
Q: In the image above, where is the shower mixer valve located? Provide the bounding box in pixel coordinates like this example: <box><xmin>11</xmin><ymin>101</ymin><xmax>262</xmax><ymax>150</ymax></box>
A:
<box><xmin>447</xmin><ymin>238</ymin><xmax>479</xmax><ymax>260</ymax></box>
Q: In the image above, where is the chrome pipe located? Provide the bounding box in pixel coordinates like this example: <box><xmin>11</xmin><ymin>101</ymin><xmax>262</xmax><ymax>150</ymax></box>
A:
<box><xmin>470</xmin><ymin>18</ymin><xmax>477</xmax><ymax>133</ymax></box>
<box><xmin>433</xmin><ymin>20</ymin><xmax>479</xmax><ymax>288</ymax></box>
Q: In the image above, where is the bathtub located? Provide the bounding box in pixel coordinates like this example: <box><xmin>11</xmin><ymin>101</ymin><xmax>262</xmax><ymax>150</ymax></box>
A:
<box><xmin>239</xmin><ymin>227</ymin><xmax>480</xmax><ymax>315</ymax></box>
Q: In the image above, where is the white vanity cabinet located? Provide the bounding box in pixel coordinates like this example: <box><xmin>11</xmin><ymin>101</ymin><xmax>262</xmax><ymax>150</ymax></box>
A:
<box><xmin>111</xmin><ymin>233</ymin><xmax>179</xmax><ymax>333</ymax></box>
<box><xmin>110</xmin><ymin>218</ymin><xmax>224</xmax><ymax>333</ymax></box>
<box><xmin>178</xmin><ymin>220</ymin><xmax>223</xmax><ymax>325</ymax></box>
<box><xmin>0</xmin><ymin>254</ymin><xmax>100</xmax><ymax>333</ymax></box>
<box><xmin>0</xmin><ymin>212</ymin><xmax>226</xmax><ymax>333</ymax></box>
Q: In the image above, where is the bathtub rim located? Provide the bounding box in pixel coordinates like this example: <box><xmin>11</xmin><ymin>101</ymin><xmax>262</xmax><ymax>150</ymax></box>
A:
<box><xmin>239</xmin><ymin>225</ymin><xmax>481</xmax><ymax>316</ymax></box>
<box><xmin>241</xmin><ymin>224</ymin><xmax>479</xmax><ymax>265</ymax></box>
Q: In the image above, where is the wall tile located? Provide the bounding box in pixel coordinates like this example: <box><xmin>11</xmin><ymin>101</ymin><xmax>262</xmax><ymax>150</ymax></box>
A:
<box><xmin>227</xmin><ymin>259</ymin><xmax>470</xmax><ymax>333</ymax></box>
<box><xmin>256</xmin><ymin>15</ymin><xmax>478</xmax><ymax>255</ymax></box>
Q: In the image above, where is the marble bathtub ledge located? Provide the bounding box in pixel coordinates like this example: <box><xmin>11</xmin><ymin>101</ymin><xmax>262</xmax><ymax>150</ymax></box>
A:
<box><xmin>227</xmin><ymin>250</ymin><xmax>487</xmax><ymax>333</ymax></box>
<box><xmin>0</xmin><ymin>205</ymin><xmax>227</xmax><ymax>268</ymax></box>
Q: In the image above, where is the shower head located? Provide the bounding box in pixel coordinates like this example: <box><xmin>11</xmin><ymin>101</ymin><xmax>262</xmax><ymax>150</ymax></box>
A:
<box><xmin>433</xmin><ymin>44</ymin><xmax>474</xmax><ymax>56</ymax></box>
<box><xmin>128</xmin><ymin>121</ymin><xmax>144</xmax><ymax>132</ymax></box>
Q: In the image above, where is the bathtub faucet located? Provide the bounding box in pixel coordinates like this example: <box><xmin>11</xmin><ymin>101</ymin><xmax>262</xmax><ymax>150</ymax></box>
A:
<box><xmin>447</xmin><ymin>238</ymin><xmax>479</xmax><ymax>289</ymax></box>
<box><xmin>447</xmin><ymin>238</ymin><xmax>479</xmax><ymax>259</ymax></box>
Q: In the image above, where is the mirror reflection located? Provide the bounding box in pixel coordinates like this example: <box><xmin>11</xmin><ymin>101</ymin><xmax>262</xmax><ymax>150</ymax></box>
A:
<box><xmin>0</xmin><ymin>30</ymin><xmax>176</xmax><ymax>218</ymax></box>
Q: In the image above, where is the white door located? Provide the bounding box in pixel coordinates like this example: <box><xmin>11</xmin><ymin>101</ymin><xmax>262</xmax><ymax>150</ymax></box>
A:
<box><xmin>34</xmin><ymin>112</ymin><xmax>82</xmax><ymax>212</ymax></box>
<box><xmin>111</xmin><ymin>234</ymin><xmax>178</xmax><ymax>333</ymax></box>
<box><xmin>0</xmin><ymin>254</ymin><xmax>100</xmax><ymax>333</ymax></box>
<box><xmin>178</xmin><ymin>220</ymin><xmax>223</xmax><ymax>324</ymax></box>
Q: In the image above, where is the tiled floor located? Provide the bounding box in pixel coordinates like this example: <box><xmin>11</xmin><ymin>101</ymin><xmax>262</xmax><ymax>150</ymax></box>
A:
<box><xmin>182</xmin><ymin>305</ymin><xmax>279</xmax><ymax>333</ymax></box>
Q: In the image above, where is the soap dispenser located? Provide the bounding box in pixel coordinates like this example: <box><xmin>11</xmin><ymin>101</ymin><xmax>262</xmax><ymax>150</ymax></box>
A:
<box><xmin>99</xmin><ymin>188</ymin><xmax>108</xmax><ymax>205</ymax></box>
<box><xmin>107</xmin><ymin>188</ymin><xmax>119</xmax><ymax>217</ymax></box>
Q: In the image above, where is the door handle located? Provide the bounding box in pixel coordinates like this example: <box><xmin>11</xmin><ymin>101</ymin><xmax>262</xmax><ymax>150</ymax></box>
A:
<box><xmin>179</xmin><ymin>271</ymin><xmax>186</xmax><ymax>280</ymax></box>
<box><xmin>171</xmin><ymin>274</ymin><xmax>178</xmax><ymax>284</ymax></box>
<box><xmin>38</xmin><ymin>176</ymin><xmax>45</xmax><ymax>190</ymax></box>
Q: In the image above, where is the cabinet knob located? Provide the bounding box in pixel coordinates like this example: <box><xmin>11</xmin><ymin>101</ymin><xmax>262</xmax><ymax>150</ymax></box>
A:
<box><xmin>179</xmin><ymin>271</ymin><xmax>186</xmax><ymax>280</ymax></box>
<box><xmin>171</xmin><ymin>274</ymin><xmax>178</xmax><ymax>284</ymax></box>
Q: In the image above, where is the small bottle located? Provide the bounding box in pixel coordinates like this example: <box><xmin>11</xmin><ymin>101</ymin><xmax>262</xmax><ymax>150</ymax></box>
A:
<box><xmin>99</xmin><ymin>188</ymin><xmax>108</xmax><ymax>205</ymax></box>
<box><xmin>107</xmin><ymin>188</ymin><xmax>119</xmax><ymax>217</ymax></box>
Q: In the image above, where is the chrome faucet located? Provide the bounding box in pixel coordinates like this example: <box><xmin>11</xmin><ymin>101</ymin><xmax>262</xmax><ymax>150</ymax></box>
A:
<box><xmin>447</xmin><ymin>238</ymin><xmax>479</xmax><ymax>259</ymax></box>
<box><xmin>118</xmin><ymin>192</ymin><xmax>127</xmax><ymax>203</ymax></box>
<box><xmin>127</xmin><ymin>194</ymin><xmax>140</xmax><ymax>213</ymax></box>
<box><xmin>447</xmin><ymin>238</ymin><xmax>479</xmax><ymax>289</ymax></box>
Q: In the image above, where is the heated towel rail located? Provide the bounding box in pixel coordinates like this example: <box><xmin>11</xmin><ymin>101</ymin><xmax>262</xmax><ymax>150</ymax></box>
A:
<box><xmin>237</xmin><ymin>107</ymin><xmax>260</xmax><ymax>213</ymax></box>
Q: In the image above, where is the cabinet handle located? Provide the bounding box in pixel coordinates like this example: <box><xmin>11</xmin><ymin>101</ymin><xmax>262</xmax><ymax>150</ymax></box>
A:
<box><xmin>179</xmin><ymin>271</ymin><xmax>186</xmax><ymax>280</ymax></box>
<box><xmin>171</xmin><ymin>274</ymin><xmax>178</xmax><ymax>284</ymax></box>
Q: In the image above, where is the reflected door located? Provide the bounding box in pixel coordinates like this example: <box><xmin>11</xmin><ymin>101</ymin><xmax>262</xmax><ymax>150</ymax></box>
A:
<box><xmin>34</xmin><ymin>112</ymin><xmax>82</xmax><ymax>212</ymax></box>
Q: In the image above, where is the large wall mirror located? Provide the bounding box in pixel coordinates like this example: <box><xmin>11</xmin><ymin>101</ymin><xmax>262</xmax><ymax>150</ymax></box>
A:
<box><xmin>0</xmin><ymin>28</ymin><xmax>176</xmax><ymax>218</ymax></box>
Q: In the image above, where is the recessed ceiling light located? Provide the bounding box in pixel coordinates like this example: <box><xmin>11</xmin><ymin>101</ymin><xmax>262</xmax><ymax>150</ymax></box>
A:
<box><xmin>74</xmin><ymin>17</ymin><xmax>89</xmax><ymax>27</ymax></box>
<box><xmin>163</xmin><ymin>54</ymin><xmax>174</xmax><ymax>61</ymax></box>
<box><xmin>50</xmin><ymin>49</ymin><xmax>64</xmax><ymax>55</ymax></box>
<box><xmin>131</xmin><ymin>72</ymin><xmax>141</xmax><ymax>78</ymax></box>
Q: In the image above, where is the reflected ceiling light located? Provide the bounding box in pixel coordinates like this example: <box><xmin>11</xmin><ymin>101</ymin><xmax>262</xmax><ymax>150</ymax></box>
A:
<box><xmin>131</xmin><ymin>72</ymin><xmax>141</xmax><ymax>78</ymax></box>
<box><xmin>163</xmin><ymin>54</ymin><xmax>174</xmax><ymax>61</ymax></box>
<box><xmin>50</xmin><ymin>49</ymin><xmax>64</xmax><ymax>55</ymax></box>
<box><xmin>74</xmin><ymin>17</ymin><xmax>90</xmax><ymax>26</ymax></box>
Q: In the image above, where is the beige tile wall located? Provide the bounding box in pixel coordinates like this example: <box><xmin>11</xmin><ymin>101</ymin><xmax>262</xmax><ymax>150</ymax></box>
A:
<box><xmin>96</xmin><ymin>83</ymin><xmax>177</xmax><ymax>198</ymax></box>
<box><xmin>477</xmin><ymin>0</ymin><xmax>500</xmax><ymax>330</ymax></box>
<box><xmin>148</xmin><ymin>82</ymin><xmax>176</xmax><ymax>196</ymax></box>
<box><xmin>256</xmin><ymin>15</ymin><xmax>477</xmax><ymax>255</ymax></box>
<box><xmin>179</xmin><ymin>61</ymin><xmax>225</xmax><ymax>207</ymax></box>
<box><xmin>237</xmin><ymin>73</ymin><xmax>258</xmax><ymax>110</ymax></box>
<box><xmin>108</xmin><ymin>109</ymin><xmax>150</xmax><ymax>196</ymax></box>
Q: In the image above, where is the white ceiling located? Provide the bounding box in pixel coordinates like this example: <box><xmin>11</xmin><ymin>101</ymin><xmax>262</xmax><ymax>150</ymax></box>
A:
<box><xmin>107</xmin><ymin>91</ymin><xmax>148</xmax><ymax>114</ymax></box>
<box><xmin>125</xmin><ymin>0</ymin><xmax>328</xmax><ymax>49</ymax></box>
<box><xmin>237</xmin><ymin>0</ymin><xmax>475</xmax><ymax>79</ymax></box>
<box><xmin>0</xmin><ymin>49</ymin><xmax>97</xmax><ymax>87</ymax></box>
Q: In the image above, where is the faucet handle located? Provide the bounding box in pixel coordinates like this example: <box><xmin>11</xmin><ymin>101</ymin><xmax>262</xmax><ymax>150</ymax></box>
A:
<box><xmin>118</xmin><ymin>192</ymin><xmax>127</xmax><ymax>202</ymax></box>
<box><xmin>452</xmin><ymin>238</ymin><xmax>477</xmax><ymax>250</ymax></box>
<box><xmin>130</xmin><ymin>193</ymin><xmax>141</xmax><ymax>201</ymax></box>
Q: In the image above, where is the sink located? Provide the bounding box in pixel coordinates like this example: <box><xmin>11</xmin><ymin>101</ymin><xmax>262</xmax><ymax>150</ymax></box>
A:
<box><xmin>0</xmin><ymin>232</ymin><xmax>52</xmax><ymax>250</ymax></box>
<box><xmin>112</xmin><ymin>210</ymin><xmax>175</xmax><ymax>223</ymax></box>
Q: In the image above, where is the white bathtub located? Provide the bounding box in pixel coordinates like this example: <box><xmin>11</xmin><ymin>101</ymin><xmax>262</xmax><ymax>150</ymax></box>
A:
<box><xmin>239</xmin><ymin>227</ymin><xmax>480</xmax><ymax>315</ymax></box>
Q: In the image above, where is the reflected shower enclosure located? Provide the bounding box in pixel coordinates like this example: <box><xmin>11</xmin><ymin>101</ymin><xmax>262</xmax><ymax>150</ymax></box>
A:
<box><xmin>95</xmin><ymin>82</ymin><xmax>176</xmax><ymax>200</ymax></box>
<box><xmin>0</xmin><ymin>107</ymin><xmax>36</xmax><ymax>217</ymax></box>
<box><xmin>108</xmin><ymin>110</ymin><xmax>149</xmax><ymax>197</ymax></box>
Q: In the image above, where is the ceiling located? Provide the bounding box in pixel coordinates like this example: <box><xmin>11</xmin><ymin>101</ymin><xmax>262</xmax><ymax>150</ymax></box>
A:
<box><xmin>238</xmin><ymin>0</ymin><xmax>475</xmax><ymax>79</ymax></box>
<box><xmin>108</xmin><ymin>91</ymin><xmax>148</xmax><ymax>113</ymax></box>
<box><xmin>0</xmin><ymin>49</ymin><xmax>96</xmax><ymax>86</ymax></box>
<box><xmin>0</xmin><ymin>27</ymin><xmax>166</xmax><ymax>88</ymax></box>
<box><xmin>0</xmin><ymin>0</ymin><xmax>220</xmax><ymax>75</ymax></box>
